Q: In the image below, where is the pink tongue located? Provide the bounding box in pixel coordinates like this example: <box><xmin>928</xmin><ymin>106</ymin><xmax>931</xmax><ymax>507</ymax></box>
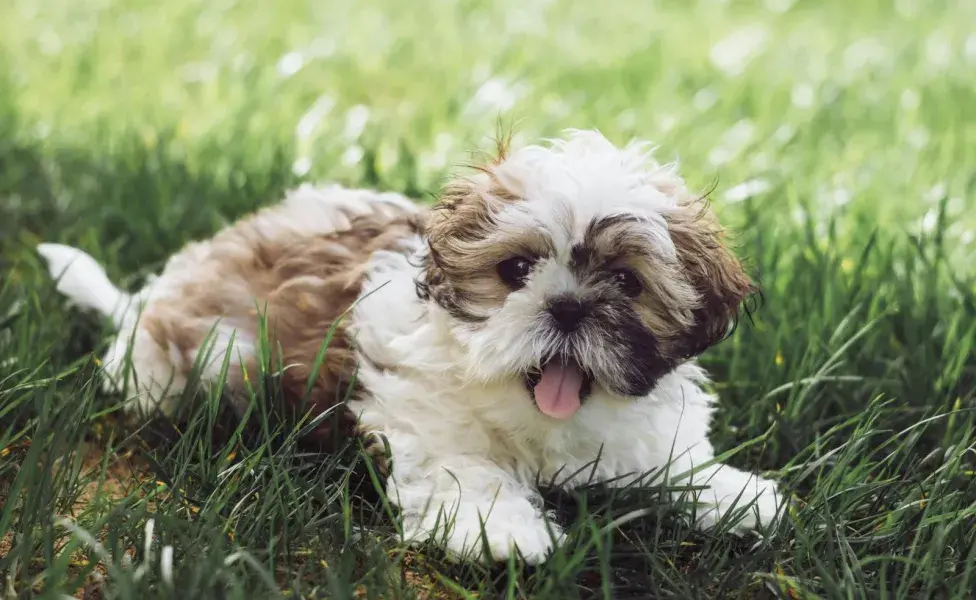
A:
<box><xmin>533</xmin><ymin>363</ymin><xmax>584</xmax><ymax>420</ymax></box>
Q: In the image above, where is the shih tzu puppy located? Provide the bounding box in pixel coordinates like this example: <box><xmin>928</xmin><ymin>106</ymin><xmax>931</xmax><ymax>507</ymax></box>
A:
<box><xmin>40</xmin><ymin>130</ymin><xmax>781</xmax><ymax>564</ymax></box>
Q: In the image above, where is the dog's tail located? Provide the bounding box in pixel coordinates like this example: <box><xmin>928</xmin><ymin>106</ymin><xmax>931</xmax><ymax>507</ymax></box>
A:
<box><xmin>37</xmin><ymin>243</ymin><xmax>136</xmax><ymax>329</ymax></box>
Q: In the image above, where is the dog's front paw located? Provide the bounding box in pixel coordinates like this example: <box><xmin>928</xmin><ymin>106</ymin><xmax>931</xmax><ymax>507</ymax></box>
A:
<box><xmin>695</xmin><ymin>472</ymin><xmax>782</xmax><ymax>535</ymax></box>
<box><xmin>447</xmin><ymin>513</ymin><xmax>562</xmax><ymax>564</ymax></box>
<box><xmin>101</xmin><ymin>331</ymin><xmax>182</xmax><ymax>421</ymax></box>
<box><xmin>406</xmin><ymin>508</ymin><xmax>563</xmax><ymax>565</ymax></box>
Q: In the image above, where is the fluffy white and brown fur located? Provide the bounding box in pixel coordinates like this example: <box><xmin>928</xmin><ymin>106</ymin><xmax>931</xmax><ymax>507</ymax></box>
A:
<box><xmin>40</xmin><ymin>130</ymin><xmax>781</xmax><ymax>564</ymax></box>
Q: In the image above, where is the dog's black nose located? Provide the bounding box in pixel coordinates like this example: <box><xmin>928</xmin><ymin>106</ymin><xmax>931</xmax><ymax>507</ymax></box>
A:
<box><xmin>547</xmin><ymin>298</ymin><xmax>588</xmax><ymax>332</ymax></box>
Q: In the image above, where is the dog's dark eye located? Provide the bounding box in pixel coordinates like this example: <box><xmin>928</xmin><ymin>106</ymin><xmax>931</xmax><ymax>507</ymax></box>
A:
<box><xmin>498</xmin><ymin>256</ymin><xmax>535</xmax><ymax>289</ymax></box>
<box><xmin>612</xmin><ymin>268</ymin><xmax>643</xmax><ymax>297</ymax></box>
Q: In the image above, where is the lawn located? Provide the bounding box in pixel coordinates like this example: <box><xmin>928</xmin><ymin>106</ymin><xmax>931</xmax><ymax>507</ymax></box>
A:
<box><xmin>2</xmin><ymin>0</ymin><xmax>976</xmax><ymax>597</ymax></box>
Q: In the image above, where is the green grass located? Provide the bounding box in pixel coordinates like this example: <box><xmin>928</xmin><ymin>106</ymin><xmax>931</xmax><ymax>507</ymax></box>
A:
<box><xmin>2</xmin><ymin>0</ymin><xmax>976</xmax><ymax>597</ymax></box>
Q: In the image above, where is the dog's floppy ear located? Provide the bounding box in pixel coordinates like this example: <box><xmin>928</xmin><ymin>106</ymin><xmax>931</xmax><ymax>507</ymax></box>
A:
<box><xmin>667</xmin><ymin>196</ymin><xmax>756</xmax><ymax>358</ymax></box>
<box><xmin>415</xmin><ymin>173</ymin><xmax>509</xmax><ymax>323</ymax></box>
<box><xmin>416</xmin><ymin>135</ymin><xmax>526</xmax><ymax>321</ymax></box>
<box><xmin>414</xmin><ymin>178</ymin><xmax>481</xmax><ymax>320</ymax></box>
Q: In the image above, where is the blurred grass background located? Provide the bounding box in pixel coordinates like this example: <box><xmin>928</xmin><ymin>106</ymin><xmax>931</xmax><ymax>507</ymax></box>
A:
<box><xmin>3</xmin><ymin>0</ymin><xmax>974</xmax><ymax>224</ymax></box>
<box><xmin>2</xmin><ymin>0</ymin><xmax>976</xmax><ymax>598</ymax></box>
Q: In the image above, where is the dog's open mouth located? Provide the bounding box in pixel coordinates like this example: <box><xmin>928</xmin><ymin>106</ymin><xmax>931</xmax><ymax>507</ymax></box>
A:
<box><xmin>523</xmin><ymin>357</ymin><xmax>594</xmax><ymax>420</ymax></box>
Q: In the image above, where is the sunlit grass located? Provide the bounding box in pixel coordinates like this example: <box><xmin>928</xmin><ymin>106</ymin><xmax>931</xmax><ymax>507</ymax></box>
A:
<box><xmin>2</xmin><ymin>0</ymin><xmax>976</xmax><ymax>597</ymax></box>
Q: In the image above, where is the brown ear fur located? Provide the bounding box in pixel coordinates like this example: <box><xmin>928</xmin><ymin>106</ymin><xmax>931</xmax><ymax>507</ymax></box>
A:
<box><xmin>416</xmin><ymin>177</ymin><xmax>499</xmax><ymax>322</ymax></box>
<box><xmin>668</xmin><ymin>195</ymin><xmax>756</xmax><ymax>358</ymax></box>
<box><xmin>416</xmin><ymin>140</ymin><xmax>523</xmax><ymax>322</ymax></box>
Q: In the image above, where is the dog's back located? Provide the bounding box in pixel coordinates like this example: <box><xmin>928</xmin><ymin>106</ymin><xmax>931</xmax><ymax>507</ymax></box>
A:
<box><xmin>40</xmin><ymin>184</ymin><xmax>425</xmax><ymax>444</ymax></box>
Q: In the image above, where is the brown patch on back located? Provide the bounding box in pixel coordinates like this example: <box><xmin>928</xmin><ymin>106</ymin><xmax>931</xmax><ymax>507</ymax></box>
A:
<box><xmin>261</xmin><ymin>218</ymin><xmax>422</xmax><ymax>444</ymax></box>
<box><xmin>138</xmin><ymin>195</ymin><xmax>426</xmax><ymax>447</ymax></box>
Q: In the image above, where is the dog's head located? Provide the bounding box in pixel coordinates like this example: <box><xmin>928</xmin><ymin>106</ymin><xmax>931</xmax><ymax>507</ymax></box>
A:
<box><xmin>417</xmin><ymin>130</ymin><xmax>755</xmax><ymax>420</ymax></box>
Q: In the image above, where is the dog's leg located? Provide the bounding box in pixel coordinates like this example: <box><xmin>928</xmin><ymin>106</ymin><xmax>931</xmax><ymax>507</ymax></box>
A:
<box><xmin>100</xmin><ymin>312</ymin><xmax>255</xmax><ymax>420</ymax></box>
<box><xmin>388</xmin><ymin>450</ymin><xmax>562</xmax><ymax>564</ymax></box>
<box><xmin>619</xmin><ymin>375</ymin><xmax>783</xmax><ymax>535</ymax></box>
<box><xmin>100</xmin><ymin>322</ymin><xmax>186</xmax><ymax>418</ymax></box>
<box><xmin>596</xmin><ymin>448</ymin><xmax>781</xmax><ymax>534</ymax></box>
<box><xmin>668</xmin><ymin>455</ymin><xmax>782</xmax><ymax>535</ymax></box>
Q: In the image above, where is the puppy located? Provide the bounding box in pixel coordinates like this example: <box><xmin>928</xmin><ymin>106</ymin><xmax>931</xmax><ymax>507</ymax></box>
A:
<box><xmin>40</xmin><ymin>130</ymin><xmax>781</xmax><ymax>564</ymax></box>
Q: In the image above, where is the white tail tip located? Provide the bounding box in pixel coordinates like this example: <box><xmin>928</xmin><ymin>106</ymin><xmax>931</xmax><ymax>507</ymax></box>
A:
<box><xmin>37</xmin><ymin>243</ymin><xmax>134</xmax><ymax>328</ymax></box>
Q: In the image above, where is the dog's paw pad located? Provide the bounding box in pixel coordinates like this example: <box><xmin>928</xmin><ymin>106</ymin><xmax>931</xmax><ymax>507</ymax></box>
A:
<box><xmin>358</xmin><ymin>430</ymin><xmax>391</xmax><ymax>477</ymax></box>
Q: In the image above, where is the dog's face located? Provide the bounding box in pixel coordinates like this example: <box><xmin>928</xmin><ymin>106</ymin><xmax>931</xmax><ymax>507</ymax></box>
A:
<box><xmin>418</xmin><ymin>130</ymin><xmax>754</xmax><ymax>420</ymax></box>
